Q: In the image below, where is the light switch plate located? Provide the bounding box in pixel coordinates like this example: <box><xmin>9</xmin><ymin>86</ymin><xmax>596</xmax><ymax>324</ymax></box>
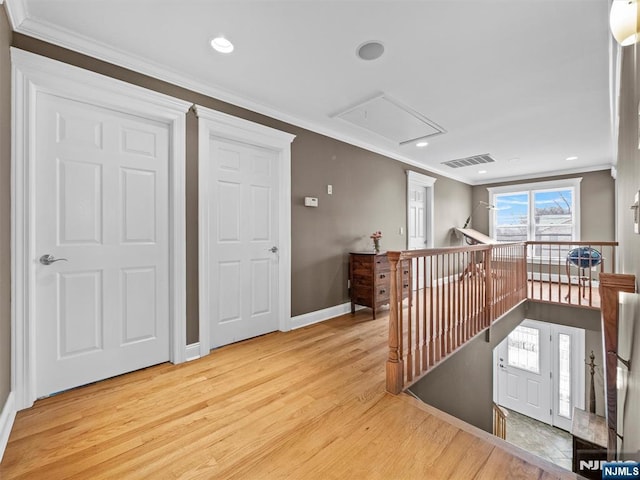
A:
<box><xmin>304</xmin><ymin>197</ymin><xmax>318</xmax><ymax>207</ymax></box>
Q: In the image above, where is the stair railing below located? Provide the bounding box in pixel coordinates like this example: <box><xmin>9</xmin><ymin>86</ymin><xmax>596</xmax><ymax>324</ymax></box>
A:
<box><xmin>493</xmin><ymin>402</ymin><xmax>508</xmax><ymax>440</ymax></box>
<box><xmin>385</xmin><ymin>243</ymin><xmax>527</xmax><ymax>395</ymax></box>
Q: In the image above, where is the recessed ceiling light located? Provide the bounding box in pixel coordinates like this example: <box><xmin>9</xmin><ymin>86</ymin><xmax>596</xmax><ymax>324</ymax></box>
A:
<box><xmin>356</xmin><ymin>41</ymin><xmax>385</xmax><ymax>61</ymax></box>
<box><xmin>566</xmin><ymin>156</ymin><xmax>578</xmax><ymax>161</ymax></box>
<box><xmin>416</xmin><ymin>141</ymin><xmax>429</xmax><ymax>148</ymax></box>
<box><xmin>478</xmin><ymin>170</ymin><xmax>487</xmax><ymax>174</ymax></box>
<box><xmin>211</xmin><ymin>36</ymin><xmax>234</xmax><ymax>54</ymax></box>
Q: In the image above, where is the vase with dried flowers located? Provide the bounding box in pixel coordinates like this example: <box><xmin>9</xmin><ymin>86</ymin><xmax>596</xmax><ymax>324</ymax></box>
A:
<box><xmin>370</xmin><ymin>231</ymin><xmax>382</xmax><ymax>253</ymax></box>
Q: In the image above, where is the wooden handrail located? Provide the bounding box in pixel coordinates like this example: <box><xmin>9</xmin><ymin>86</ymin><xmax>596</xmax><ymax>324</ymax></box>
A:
<box><xmin>386</xmin><ymin>243</ymin><xmax>527</xmax><ymax>394</ymax></box>
<box><xmin>526</xmin><ymin>241</ymin><xmax>618</xmax><ymax>308</ymax></box>
<box><xmin>526</xmin><ymin>241</ymin><xmax>618</xmax><ymax>246</ymax></box>
<box><xmin>385</xmin><ymin>240</ymin><xmax>618</xmax><ymax>396</ymax></box>
<box><xmin>493</xmin><ymin>402</ymin><xmax>508</xmax><ymax>440</ymax></box>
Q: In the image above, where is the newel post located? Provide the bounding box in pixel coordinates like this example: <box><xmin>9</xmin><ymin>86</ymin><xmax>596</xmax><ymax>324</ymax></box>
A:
<box><xmin>599</xmin><ymin>273</ymin><xmax>636</xmax><ymax>459</ymax></box>
<box><xmin>485</xmin><ymin>247</ymin><xmax>494</xmax><ymax>328</ymax></box>
<box><xmin>386</xmin><ymin>251</ymin><xmax>404</xmax><ymax>394</ymax></box>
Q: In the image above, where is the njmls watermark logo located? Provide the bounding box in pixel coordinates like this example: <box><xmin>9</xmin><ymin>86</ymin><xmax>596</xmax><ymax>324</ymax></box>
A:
<box><xmin>601</xmin><ymin>461</ymin><xmax>640</xmax><ymax>480</ymax></box>
<box><xmin>579</xmin><ymin>459</ymin><xmax>608</xmax><ymax>472</ymax></box>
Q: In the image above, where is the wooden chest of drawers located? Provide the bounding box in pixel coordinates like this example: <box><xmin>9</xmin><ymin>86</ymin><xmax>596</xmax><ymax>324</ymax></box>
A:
<box><xmin>349</xmin><ymin>252</ymin><xmax>409</xmax><ymax>319</ymax></box>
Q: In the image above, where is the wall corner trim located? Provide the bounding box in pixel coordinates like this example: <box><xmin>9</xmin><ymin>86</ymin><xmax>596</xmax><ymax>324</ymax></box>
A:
<box><xmin>290</xmin><ymin>302</ymin><xmax>364</xmax><ymax>330</ymax></box>
<box><xmin>185</xmin><ymin>343</ymin><xmax>201</xmax><ymax>362</ymax></box>
<box><xmin>0</xmin><ymin>392</ymin><xmax>16</xmax><ymax>463</ymax></box>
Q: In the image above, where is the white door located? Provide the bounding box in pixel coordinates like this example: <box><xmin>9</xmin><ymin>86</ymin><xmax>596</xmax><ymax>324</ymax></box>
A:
<box><xmin>208</xmin><ymin>137</ymin><xmax>279</xmax><ymax>348</ymax></box>
<box><xmin>408</xmin><ymin>183</ymin><xmax>427</xmax><ymax>251</ymax></box>
<box><xmin>34</xmin><ymin>93</ymin><xmax>171</xmax><ymax>397</ymax></box>
<box><xmin>497</xmin><ymin>320</ymin><xmax>553</xmax><ymax>424</ymax></box>
<box><xmin>407</xmin><ymin>172</ymin><xmax>435</xmax><ymax>289</ymax></box>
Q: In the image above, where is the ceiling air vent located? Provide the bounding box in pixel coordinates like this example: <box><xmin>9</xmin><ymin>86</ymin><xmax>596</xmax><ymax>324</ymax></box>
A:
<box><xmin>441</xmin><ymin>154</ymin><xmax>495</xmax><ymax>169</ymax></box>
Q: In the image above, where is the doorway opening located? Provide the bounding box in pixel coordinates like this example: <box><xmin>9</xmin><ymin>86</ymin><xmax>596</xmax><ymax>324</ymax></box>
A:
<box><xmin>493</xmin><ymin>319</ymin><xmax>585</xmax><ymax>470</ymax></box>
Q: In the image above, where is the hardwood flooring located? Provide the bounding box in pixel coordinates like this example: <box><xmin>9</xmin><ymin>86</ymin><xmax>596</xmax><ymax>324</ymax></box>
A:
<box><xmin>0</xmin><ymin>309</ymin><xmax>579</xmax><ymax>479</ymax></box>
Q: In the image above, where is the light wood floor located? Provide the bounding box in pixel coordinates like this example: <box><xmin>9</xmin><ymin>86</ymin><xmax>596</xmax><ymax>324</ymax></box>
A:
<box><xmin>0</xmin><ymin>309</ymin><xmax>579</xmax><ymax>479</ymax></box>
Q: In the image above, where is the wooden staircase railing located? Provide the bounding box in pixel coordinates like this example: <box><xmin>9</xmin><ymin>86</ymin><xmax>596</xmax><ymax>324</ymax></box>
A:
<box><xmin>493</xmin><ymin>402</ymin><xmax>508</xmax><ymax>440</ymax></box>
<box><xmin>526</xmin><ymin>241</ymin><xmax>618</xmax><ymax>309</ymax></box>
<box><xmin>386</xmin><ymin>243</ymin><xmax>527</xmax><ymax>394</ymax></box>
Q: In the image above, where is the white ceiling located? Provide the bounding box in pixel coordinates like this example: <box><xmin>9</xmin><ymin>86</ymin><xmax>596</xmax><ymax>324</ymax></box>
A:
<box><xmin>7</xmin><ymin>0</ymin><xmax>615</xmax><ymax>185</ymax></box>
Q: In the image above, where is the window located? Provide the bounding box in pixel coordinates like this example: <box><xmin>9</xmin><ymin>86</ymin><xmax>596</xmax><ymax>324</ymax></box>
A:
<box><xmin>488</xmin><ymin>178</ymin><xmax>581</xmax><ymax>244</ymax></box>
<box><xmin>507</xmin><ymin>325</ymin><xmax>540</xmax><ymax>374</ymax></box>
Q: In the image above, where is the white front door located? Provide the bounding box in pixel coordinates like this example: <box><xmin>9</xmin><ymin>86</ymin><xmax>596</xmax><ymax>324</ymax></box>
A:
<box><xmin>496</xmin><ymin>319</ymin><xmax>586</xmax><ymax>429</ymax></box>
<box><xmin>208</xmin><ymin>137</ymin><xmax>280</xmax><ymax>348</ymax></box>
<box><xmin>497</xmin><ymin>320</ymin><xmax>553</xmax><ymax>424</ymax></box>
<box><xmin>34</xmin><ymin>93</ymin><xmax>171</xmax><ymax>397</ymax></box>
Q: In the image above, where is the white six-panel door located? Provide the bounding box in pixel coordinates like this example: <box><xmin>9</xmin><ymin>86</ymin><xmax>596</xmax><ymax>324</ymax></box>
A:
<box><xmin>208</xmin><ymin>138</ymin><xmax>280</xmax><ymax>348</ymax></box>
<box><xmin>34</xmin><ymin>93</ymin><xmax>171</xmax><ymax>397</ymax></box>
<box><xmin>196</xmin><ymin>106</ymin><xmax>294</xmax><ymax>353</ymax></box>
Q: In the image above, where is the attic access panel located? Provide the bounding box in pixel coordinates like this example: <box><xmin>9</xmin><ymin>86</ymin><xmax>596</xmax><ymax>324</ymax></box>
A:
<box><xmin>333</xmin><ymin>94</ymin><xmax>446</xmax><ymax>145</ymax></box>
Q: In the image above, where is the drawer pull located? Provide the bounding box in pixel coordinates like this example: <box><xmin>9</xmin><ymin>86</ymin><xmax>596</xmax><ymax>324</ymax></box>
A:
<box><xmin>379</xmin><ymin>274</ymin><xmax>386</xmax><ymax>279</ymax></box>
<box><xmin>379</xmin><ymin>289</ymin><xmax>386</xmax><ymax>294</ymax></box>
<box><xmin>403</xmin><ymin>284</ymin><xmax>409</xmax><ymax>288</ymax></box>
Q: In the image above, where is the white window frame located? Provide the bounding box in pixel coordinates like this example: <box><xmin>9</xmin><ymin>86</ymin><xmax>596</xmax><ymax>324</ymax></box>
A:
<box><xmin>488</xmin><ymin>178</ymin><xmax>582</xmax><ymax>243</ymax></box>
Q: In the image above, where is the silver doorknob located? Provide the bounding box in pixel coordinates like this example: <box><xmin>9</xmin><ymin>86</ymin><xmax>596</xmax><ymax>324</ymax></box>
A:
<box><xmin>269</xmin><ymin>246</ymin><xmax>278</xmax><ymax>253</ymax></box>
<box><xmin>39</xmin><ymin>254</ymin><xmax>68</xmax><ymax>265</ymax></box>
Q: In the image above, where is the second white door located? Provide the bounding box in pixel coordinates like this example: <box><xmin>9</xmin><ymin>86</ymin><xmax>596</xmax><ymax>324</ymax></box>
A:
<box><xmin>208</xmin><ymin>137</ymin><xmax>280</xmax><ymax>348</ymax></box>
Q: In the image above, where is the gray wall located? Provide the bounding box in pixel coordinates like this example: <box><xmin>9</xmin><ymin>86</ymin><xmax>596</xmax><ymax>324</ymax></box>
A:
<box><xmin>470</xmin><ymin>169</ymin><xmax>615</xmax><ymax>240</ymax></box>
<box><xmin>616</xmin><ymin>44</ymin><xmax>640</xmax><ymax>460</ymax></box>
<box><xmin>8</xmin><ymin>34</ymin><xmax>472</xmax><ymax>343</ymax></box>
<box><xmin>409</xmin><ymin>303</ymin><xmax>528</xmax><ymax>433</ymax></box>
<box><xmin>409</xmin><ymin>302</ymin><xmax>603</xmax><ymax>433</ymax></box>
<box><xmin>0</xmin><ymin>5</ymin><xmax>12</xmax><ymax>415</ymax></box>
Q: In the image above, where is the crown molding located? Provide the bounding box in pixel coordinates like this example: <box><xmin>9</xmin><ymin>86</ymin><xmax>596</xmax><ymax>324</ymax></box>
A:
<box><xmin>472</xmin><ymin>163</ymin><xmax>614</xmax><ymax>187</ymax></box>
<box><xmin>9</xmin><ymin>9</ymin><xmax>611</xmax><ymax>189</ymax></box>
<box><xmin>11</xmin><ymin>15</ymin><xmax>471</xmax><ymax>185</ymax></box>
<box><xmin>3</xmin><ymin>0</ymin><xmax>27</xmax><ymax>29</ymax></box>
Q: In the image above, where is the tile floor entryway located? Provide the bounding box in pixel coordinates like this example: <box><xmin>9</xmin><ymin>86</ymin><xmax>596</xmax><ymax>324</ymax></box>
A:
<box><xmin>505</xmin><ymin>408</ymin><xmax>573</xmax><ymax>471</ymax></box>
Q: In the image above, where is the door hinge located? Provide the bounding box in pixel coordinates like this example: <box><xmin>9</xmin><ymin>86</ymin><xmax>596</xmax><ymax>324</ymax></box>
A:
<box><xmin>550</xmin><ymin>409</ymin><xmax>553</xmax><ymax>416</ymax></box>
<box><xmin>550</xmin><ymin>371</ymin><xmax>552</xmax><ymax>379</ymax></box>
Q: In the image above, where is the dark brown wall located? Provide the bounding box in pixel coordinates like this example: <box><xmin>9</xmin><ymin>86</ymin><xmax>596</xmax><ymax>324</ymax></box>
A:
<box><xmin>617</xmin><ymin>44</ymin><xmax>640</xmax><ymax>460</ymax></box>
<box><xmin>0</xmin><ymin>5</ymin><xmax>12</xmax><ymax>410</ymax></box>
<box><xmin>470</xmin><ymin>169</ymin><xmax>615</xmax><ymax>240</ymax></box>
<box><xmin>10</xmin><ymin>33</ymin><xmax>472</xmax><ymax>343</ymax></box>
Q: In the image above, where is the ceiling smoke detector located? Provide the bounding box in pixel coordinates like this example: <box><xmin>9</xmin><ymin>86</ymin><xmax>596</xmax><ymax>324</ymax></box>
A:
<box><xmin>357</xmin><ymin>41</ymin><xmax>385</xmax><ymax>61</ymax></box>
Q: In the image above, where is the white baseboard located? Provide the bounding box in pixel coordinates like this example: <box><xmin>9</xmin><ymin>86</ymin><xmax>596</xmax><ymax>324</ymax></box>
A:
<box><xmin>0</xmin><ymin>392</ymin><xmax>16</xmax><ymax>463</ymax></box>
<box><xmin>290</xmin><ymin>302</ymin><xmax>363</xmax><ymax>330</ymax></box>
<box><xmin>185</xmin><ymin>343</ymin><xmax>201</xmax><ymax>362</ymax></box>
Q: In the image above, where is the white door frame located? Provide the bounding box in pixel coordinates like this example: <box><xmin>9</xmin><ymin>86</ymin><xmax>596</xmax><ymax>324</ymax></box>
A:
<box><xmin>493</xmin><ymin>319</ymin><xmax>586</xmax><ymax>429</ymax></box>
<box><xmin>406</xmin><ymin>170</ymin><xmax>436</xmax><ymax>250</ymax></box>
<box><xmin>195</xmin><ymin>105</ymin><xmax>295</xmax><ymax>356</ymax></box>
<box><xmin>11</xmin><ymin>48</ymin><xmax>191</xmax><ymax>410</ymax></box>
